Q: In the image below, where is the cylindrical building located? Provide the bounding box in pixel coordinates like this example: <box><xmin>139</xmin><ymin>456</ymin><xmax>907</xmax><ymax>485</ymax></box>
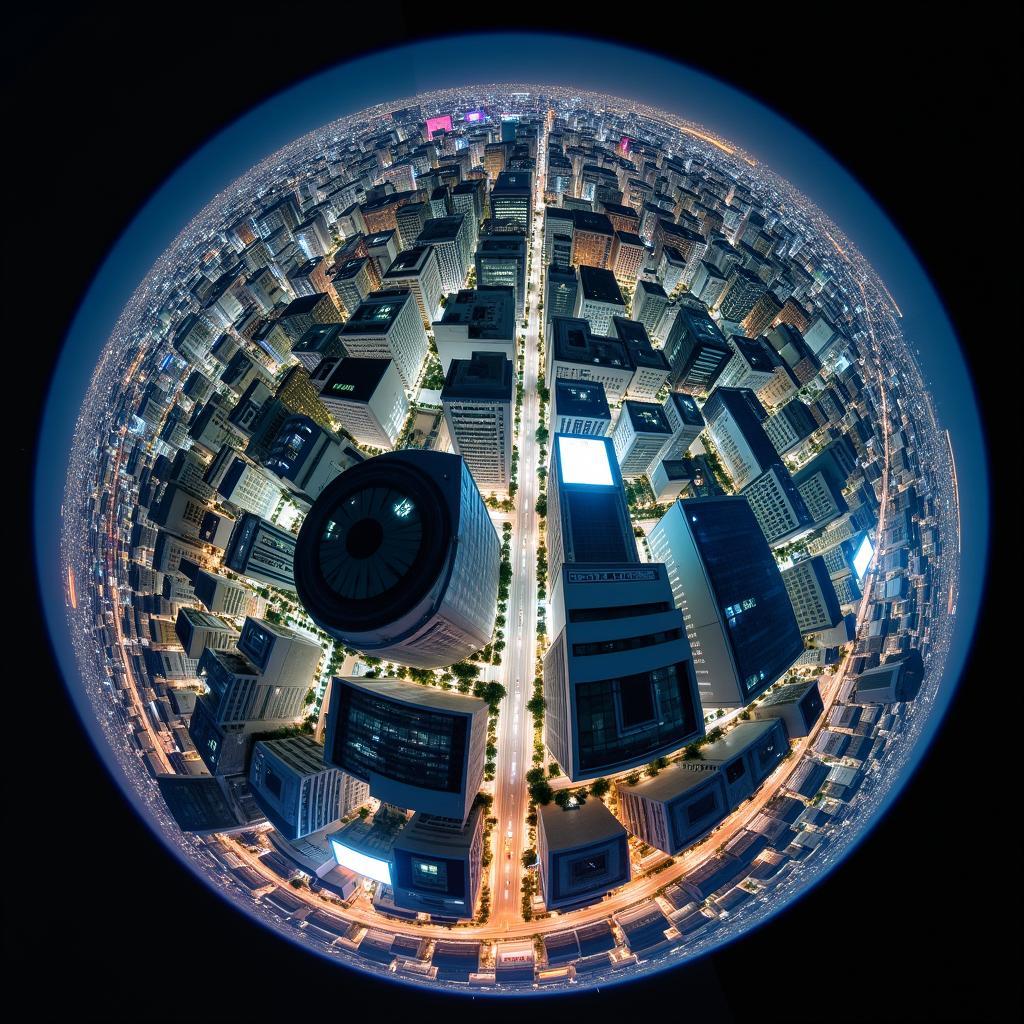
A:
<box><xmin>294</xmin><ymin>450</ymin><xmax>500</xmax><ymax>669</ymax></box>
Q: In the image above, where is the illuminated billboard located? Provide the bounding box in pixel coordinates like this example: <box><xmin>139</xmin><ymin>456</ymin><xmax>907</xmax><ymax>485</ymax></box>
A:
<box><xmin>425</xmin><ymin>114</ymin><xmax>453</xmax><ymax>140</ymax></box>
<box><xmin>464</xmin><ymin>108</ymin><xmax>486</xmax><ymax>123</ymax></box>
<box><xmin>619</xmin><ymin>135</ymin><xmax>633</xmax><ymax>154</ymax></box>
<box><xmin>852</xmin><ymin>536</ymin><xmax>874</xmax><ymax>580</ymax></box>
<box><xmin>558</xmin><ymin>436</ymin><xmax>614</xmax><ymax>486</ymax></box>
<box><xmin>329</xmin><ymin>838</ymin><xmax>393</xmax><ymax>885</ymax></box>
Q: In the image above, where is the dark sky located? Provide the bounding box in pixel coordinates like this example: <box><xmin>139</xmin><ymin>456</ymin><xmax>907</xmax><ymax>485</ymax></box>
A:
<box><xmin>9</xmin><ymin>5</ymin><xmax>1019</xmax><ymax>1022</ymax></box>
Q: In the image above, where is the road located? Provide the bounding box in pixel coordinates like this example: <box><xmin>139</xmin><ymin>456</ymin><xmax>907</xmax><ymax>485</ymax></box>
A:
<box><xmin>489</xmin><ymin>127</ymin><xmax>548</xmax><ymax>927</ymax></box>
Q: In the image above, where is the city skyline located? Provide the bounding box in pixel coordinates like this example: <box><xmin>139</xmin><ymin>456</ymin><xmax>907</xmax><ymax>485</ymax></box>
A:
<box><xmin>32</xmin><ymin>37</ymin><xmax>987</xmax><ymax>999</ymax></box>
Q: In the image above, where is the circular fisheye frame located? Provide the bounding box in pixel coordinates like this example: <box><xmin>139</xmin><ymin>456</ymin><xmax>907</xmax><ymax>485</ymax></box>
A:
<box><xmin>37</xmin><ymin>34</ymin><xmax>987</xmax><ymax>996</ymax></box>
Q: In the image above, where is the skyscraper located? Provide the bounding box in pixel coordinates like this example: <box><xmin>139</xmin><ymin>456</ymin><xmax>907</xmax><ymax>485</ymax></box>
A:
<box><xmin>441</xmin><ymin>351</ymin><xmax>514</xmax><ymax>492</ymax></box>
<box><xmin>338</xmin><ymin>289</ymin><xmax>429</xmax><ymax>391</ymax></box>
<box><xmin>781</xmin><ymin>556</ymin><xmax>844</xmax><ymax>635</ymax></box>
<box><xmin>324</xmin><ymin>676</ymin><xmax>489</xmax><ymax>822</ymax></box>
<box><xmin>223</xmin><ymin>513</ymin><xmax>298</xmax><ymax>592</ymax></box>
<box><xmin>662</xmin><ymin>300</ymin><xmax>732</xmax><ymax>395</ymax></box>
<box><xmin>293</xmin><ymin>450</ymin><xmax>500</xmax><ymax>669</ymax></box>
<box><xmin>648</xmin><ymin>497</ymin><xmax>803</xmax><ymax>707</ymax></box>
<box><xmin>544</xmin><ymin>561</ymin><xmax>703</xmax><ymax>781</ymax></box>
<box><xmin>317</xmin><ymin>357</ymin><xmax>408</xmax><ymax>450</ymax></box>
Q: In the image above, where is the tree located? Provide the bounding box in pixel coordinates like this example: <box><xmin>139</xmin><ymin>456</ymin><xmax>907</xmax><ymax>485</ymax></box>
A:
<box><xmin>528</xmin><ymin>778</ymin><xmax>554</xmax><ymax>805</ymax></box>
<box><xmin>547</xmin><ymin>762</ymin><xmax>561</xmax><ymax>778</ymax></box>
<box><xmin>589</xmin><ymin>777</ymin><xmax>610</xmax><ymax>797</ymax></box>
<box><xmin>526</xmin><ymin>694</ymin><xmax>547</xmax><ymax>718</ymax></box>
<box><xmin>553</xmin><ymin>788</ymin><xmax>571</xmax><ymax>808</ymax></box>
<box><xmin>521</xmin><ymin>848</ymin><xmax>536</xmax><ymax>868</ymax></box>
<box><xmin>624</xmin><ymin>771</ymin><xmax>641</xmax><ymax>787</ymax></box>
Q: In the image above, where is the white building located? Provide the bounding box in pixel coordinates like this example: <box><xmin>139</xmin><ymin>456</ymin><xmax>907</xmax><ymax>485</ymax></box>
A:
<box><xmin>339</xmin><ymin>288</ymin><xmax>429</xmax><ymax>391</ymax></box>
<box><xmin>318</xmin><ymin>357</ymin><xmax>408</xmax><ymax>450</ymax></box>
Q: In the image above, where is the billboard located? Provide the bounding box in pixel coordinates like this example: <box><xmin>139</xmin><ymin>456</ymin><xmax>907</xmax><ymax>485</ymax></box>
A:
<box><xmin>463</xmin><ymin>108</ymin><xmax>486</xmax><ymax>123</ymax></box>
<box><xmin>425</xmin><ymin>114</ymin><xmax>453</xmax><ymax>140</ymax></box>
<box><xmin>329</xmin><ymin>837</ymin><xmax>392</xmax><ymax>885</ymax></box>
<box><xmin>852</xmin><ymin>536</ymin><xmax>874</xmax><ymax>580</ymax></box>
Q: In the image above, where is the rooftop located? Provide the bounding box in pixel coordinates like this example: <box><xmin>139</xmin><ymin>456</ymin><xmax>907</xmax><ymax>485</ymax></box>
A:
<box><xmin>416</xmin><ymin>215</ymin><xmax>467</xmax><ymax>244</ymax></box>
<box><xmin>340</xmin><ymin>290</ymin><xmax>411</xmax><ymax>334</ymax></box>
<box><xmin>578</xmin><ymin>265</ymin><xmax>625</xmax><ymax>306</ymax></box>
<box><xmin>550</xmin><ymin>317</ymin><xmax>629</xmax><ymax>371</ymax></box>
<box><xmin>538</xmin><ymin>797</ymin><xmax>625</xmax><ymax>850</ymax></box>
<box><xmin>336</xmin><ymin>676</ymin><xmax>488</xmax><ymax>717</ymax></box>
<box><xmin>625</xmin><ymin>401</ymin><xmax>672</xmax><ymax>435</ymax></box>
<box><xmin>442</xmin><ymin>351</ymin><xmax>513</xmax><ymax>402</ymax></box>
<box><xmin>553</xmin><ymin>379</ymin><xmax>611</xmax><ymax>420</ymax></box>
<box><xmin>320</xmin><ymin>357</ymin><xmax>394</xmax><ymax>402</ymax></box>
<box><xmin>384</xmin><ymin>246</ymin><xmax>433</xmax><ymax>277</ymax></box>
<box><xmin>436</xmin><ymin>287</ymin><xmax>515</xmax><ymax>340</ymax></box>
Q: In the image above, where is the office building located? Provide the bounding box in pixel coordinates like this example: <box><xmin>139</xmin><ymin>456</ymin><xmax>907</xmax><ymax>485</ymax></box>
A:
<box><xmin>249</xmin><ymin>735</ymin><xmax>359</xmax><ymax>840</ymax></box>
<box><xmin>263</xmin><ymin>415</ymin><xmax>364</xmax><ymax>503</ymax></box>
<box><xmin>570</xmin><ymin>210</ymin><xmax>615</xmax><ymax>269</ymax></box>
<box><xmin>293</xmin><ymin>450</ymin><xmax>500</xmax><ymax>669</ymax></box>
<box><xmin>573</xmin><ymin>265</ymin><xmax>626</xmax><ymax>337</ymax></box>
<box><xmin>662</xmin><ymin>301</ymin><xmax>732</xmax><ymax>395</ymax></box>
<box><xmin>648</xmin><ymin>497</ymin><xmax>803</xmax><ymax>707</ymax></box>
<box><xmin>333</xmin><ymin>257</ymin><xmax>378</xmax><ymax>316</ymax></box>
<box><xmin>317</xmin><ymin>357</ymin><xmax>408</xmax><ymax>450</ymax></box>
<box><xmin>475</xmin><ymin>233</ymin><xmax>527</xmax><ymax>319</ymax></box>
<box><xmin>852</xmin><ymin>650</ymin><xmax>924</xmax><ymax>704</ymax></box>
<box><xmin>187</xmin><ymin>566</ymin><xmax>267</xmax><ymax>618</ymax></box>
<box><xmin>647</xmin><ymin>457</ymin><xmax>702</xmax><ymax>502</ymax></box>
<box><xmin>544</xmin><ymin>561</ymin><xmax>703</xmax><ymax>782</ymax></box>
<box><xmin>742</xmin><ymin>463</ymin><xmax>815</xmax><ymax>546</ymax></box>
<box><xmin>717</xmin><ymin>334</ymin><xmax>784</xmax><ymax>393</ymax></box>
<box><xmin>339</xmin><ymin>289</ymin><xmax>429</xmax><ymax>391</ymax></box>
<box><xmin>543</xmin><ymin>206</ymin><xmax>574</xmax><ymax>266</ymax></box>
<box><xmin>610</xmin><ymin>231</ymin><xmax>647</xmax><ymax>285</ymax></box>
<box><xmin>212</xmin><ymin>452</ymin><xmax>280</xmax><ymax>519</ymax></box>
<box><xmin>612</xmin><ymin>400</ymin><xmax>674</xmax><ymax>479</ymax></box>
<box><xmin>388</xmin><ymin>806</ymin><xmax>485</xmax><ymax>920</ymax></box>
<box><xmin>292</xmin><ymin>323</ymin><xmax>347</xmax><ymax>374</ymax></box>
<box><xmin>174</xmin><ymin>607</ymin><xmax>239</xmax><ymax>659</ymax></box>
<box><xmin>766</xmin><ymin>323</ymin><xmax>821</xmax><ymax>385</ymax></box>
<box><xmin>751</xmin><ymin>679</ymin><xmax>824</xmax><ymax>738</ymax></box>
<box><xmin>614</xmin><ymin>317</ymin><xmax>670</xmax><ymax>401</ymax></box>
<box><xmin>545</xmin><ymin>265</ymin><xmax>578</xmax><ymax>324</ymax></box>
<box><xmin>382</xmin><ymin>246</ymin><xmax>445</xmax><ymax>330</ymax></box>
<box><xmin>659</xmin><ymin>392</ymin><xmax>705</xmax><ymax>462</ymax></box>
<box><xmin>536</xmin><ymin>799</ymin><xmax>630</xmax><ymax>910</ymax></box>
<box><xmin>441</xmin><ymin>351</ymin><xmax>514</xmax><ymax>492</ymax></box>
<box><xmin>223</xmin><ymin>513</ymin><xmax>298</xmax><ymax>592</ymax></box>
<box><xmin>616</xmin><ymin>718</ymin><xmax>788</xmax><ymax>855</ymax></box>
<box><xmin>631</xmin><ymin>279</ymin><xmax>670</xmax><ymax>339</ymax></box>
<box><xmin>716</xmin><ymin>266</ymin><xmax>766</xmax><ymax>320</ymax></box>
<box><xmin>395</xmin><ymin>202</ymin><xmax>432</xmax><ymax>251</ymax></box>
<box><xmin>489</xmin><ymin>170</ymin><xmax>532</xmax><ymax>234</ymax></box>
<box><xmin>546</xmin><ymin>433</ymin><xmax>637</xmax><ymax>589</ymax></box>
<box><xmin>550</xmin><ymin>380</ymin><xmax>611</xmax><ymax>437</ymax></box>
<box><xmin>433</xmin><ymin>286</ymin><xmax>516</xmax><ymax>373</ymax></box>
<box><xmin>416</xmin><ymin>215</ymin><xmax>473</xmax><ymax>295</ymax></box>
<box><xmin>764</xmin><ymin>400</ymin><xmax>819</xmax><ymax>456</ymax></box>
<box><xmin>701</xmin><ymin>386</ymin><xmax>776</xmax><ymax>490</ymax></box>
<box><xmin>324</xmin><ymin>676</ymin><xmax>489</xmax><ymax>822</ymax></box>
<box><xmin>781</xmin><ymin>557</ymin><xmax>844</xmax><ymax>634</ymax></box>
<box><xmin>547</xmin><ymin>317</ymin><xmax>633</xmax><ymax>404</ymax></box>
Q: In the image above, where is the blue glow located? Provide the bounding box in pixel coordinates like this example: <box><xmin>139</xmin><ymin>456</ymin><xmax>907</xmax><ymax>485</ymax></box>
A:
<box><xmin>558</xmin><ymin>435</ymin><xmax>613</xmax><ymax>486</ymax></box>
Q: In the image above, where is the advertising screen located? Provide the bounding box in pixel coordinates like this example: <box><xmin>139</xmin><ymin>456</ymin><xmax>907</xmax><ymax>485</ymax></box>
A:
<box><xmin>329</xmin><ymin>839</ymin><xmax>393</xmax><ymax>885</ymax></box>
<box><xmin>464</xmin><ymin>108</ymin><xmax>485</xmax><ymax>122</ymax></box>
<box><xmin>425</xmin><ymin>114</ymin><xmax>453</xmax><ymax>140</ymax></box>
<box><xmin>852</xmin><ymin>536</ymin><xmax>874</xmax><ymax>580</ymax></box>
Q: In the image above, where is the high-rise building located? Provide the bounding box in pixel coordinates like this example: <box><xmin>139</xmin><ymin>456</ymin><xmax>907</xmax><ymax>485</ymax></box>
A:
<box><xmin>611</xmin><ymin>400</ymin><xmax>674</xmax><ymax>479</ymax></box>
<box><xmin>333</xmin><ymin>257</ymin><xmax>378</xmax><ymax>316</ymax></box>
<box><xmin>382</xmin><ymin>246</ymin><xmax>445</xmax><ymax>330</ymax></box>
<box><xmin>317</xmin><ymin>357</ymin><xmax>408</xmax><ymax>450</ymax></box>
<box><xmin>388</xmin><ymin>805</ymin><xmax>485</xmax><ymax>920</ymax></box>
<box><xmin>339</xmin><ymin>289</ymin><xmax>429</xmax><ymax>391</ymax></box>
<box><xmin>174</xmin><ymin>607</ymin><xmax>239</xmax><ymax>659</ymax></box>
<box><xmin>293</xmin><ymin>450</ymin><xmax>500</xmax><ymax>669</ymax></box>
<box><xmin>547</xmin><ymin>317</ymin><xmax>634</xmax><ymax>404</ymax></box>
<box><xmin>616</xmin><ymin>718</ymin><xmax>789</xmax><ymax>854</ymax></box>
<box><xmin>780</xmin><ymin>556</ymin><xmax>844</xmax><ymax>634</ymax></box>
<box><xmin>610</xmin><ymin>231</ymin><xmax>647</xmax><ymax>285</ymax></box>
<box><xmin>701</xmin><ymin>386</ymin><xmax>776</xmax><ymax>490</ymax></box>
<box><xmin>546</xmin><ymin>433</ymin><xmax>637</xmax><ymax>590</ymax></box>
<box><xmin>662</xmin><ymin>301</ymin><xmax>732</xmax><ymax>395</ymax></box>
<box><xmin>416</xmin><ymin>215</ymin><xmax>473</xmax><ymax>294</ymax></box>
<box><xmin>716</xmin><ymin>266</ymin><xmax>767</xmax><ymax>320</ymax></box>
<box><xmin>550</xmin><ymin>380</ymin><xmax>611</xmax><ymax>437</ymax></box>
<box><xmin>474</xmin><ymin>233</ymin><xmax>527</xmax><ymax>319</ymax></box>
<box><xmin>489</xmin><ymin>170</ymin><xmax>532</xmax><ymax>234</ymax></box>
<box><xmin>573</xmin><ymin>265</ymin><xmax>626</xmax><ymax>336</ymax></box>
<box><xmin>441</xmin><ymin>351</ymin><xmax>514</xmax><ymax>492</ymax></box>
<box><xmin>432</xmin><ymin>286</ymin><xmax>516</xmax><ymax>372</ymax></box>
<box><xmin>631</xmin><ymin>279</ymin><xmax>670</xmax><ymax>340</ymax></box>
<box><xmin>570</xmin><ymin>210</ymin><xmax>615</xmax><ymax>269</ymax></box>
<box><xmin>544</xmin><ymin>561</ymin><xmax>703</xmax><ymax>781</ymax></box>
<box><xmin>614</xmin><ymin>317</ymin><xmax>670</xmax><ymax>401</ymax></box>
<box><xmin>213</xmin><ymin>452</ymin><xmax>281</xmax><ymax>519</ymax></box>
<box><xmin>249</xmin><ymin>735</ymin><xmax>364</xmax><ymax>840</ymax></box>
<box><xmin>851</xmin><ymin>650</ymin><xmax>924</xmax><ymax>704</ymax></box>
<box><xmin>263</xmin><ymin>415</ymin><xmax>364</xmax><ymax>503</ymax></box>
<box><xmin>536</xmin><ymin>799</ymin><xmax>630</xmax><ymax>910</ymax></box>
<box><xmin>545</xmin><ymin>265</ymin><xmax>578</xmax><ymax>324</ymax></box>
<box><xmin>764</xmin><ymin>399</ymin><xmax>819</xmax><ymax>456</ymax></box>
<box><xmin>742</xmin><ymin>463</ymin><xmax>815</xmax><ymax>547</ymax></box>
<box><xmin>324</xmin><ymin>676</ymin><xmax>489</xmax><ymax>822</ymax></box>
<box><xmin>658</xmin><ymin>392</ymin><xmax>705</xmax><ymax>462</ymax></box>
<box><xmin>223</xmin><ymin>513</ymin><xmax>298</xmax><ymax>592</ymax></box>
<box><xmin>648</xmin><ymin>497</ymin><xmax>803</xmax><ymax>707</ymax></box>
<box><xmin>291</xmin><ymin>323</ymin><xmax>347</xmax><ymax>374</ymax></box>
<box><xmin>716</xmin><ymin>334</ymin><xmax>785</xmax><ymax>393</ymax></box>
<box><xmin>185</xmin><ymin>565</ymin><xmax>267</xmax><ymax>618</ymax></box>
<box><xmin>751</xmin><ymin>679</ymin><xmax>824</xmax><ymax>737</ymax></box>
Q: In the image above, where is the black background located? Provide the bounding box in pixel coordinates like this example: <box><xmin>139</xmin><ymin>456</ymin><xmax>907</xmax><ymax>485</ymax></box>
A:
<box><xmin>6</xmin><ymin>5</ymin><xmax>1020</xmax><ymax>1021</ymax></box>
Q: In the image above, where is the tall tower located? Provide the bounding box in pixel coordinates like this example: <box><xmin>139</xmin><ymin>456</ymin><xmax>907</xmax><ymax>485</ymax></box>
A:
<box><xmin>293</xmin><ymin>451</ymin><xmax>500</xmax><ymax>669</ymax></box>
